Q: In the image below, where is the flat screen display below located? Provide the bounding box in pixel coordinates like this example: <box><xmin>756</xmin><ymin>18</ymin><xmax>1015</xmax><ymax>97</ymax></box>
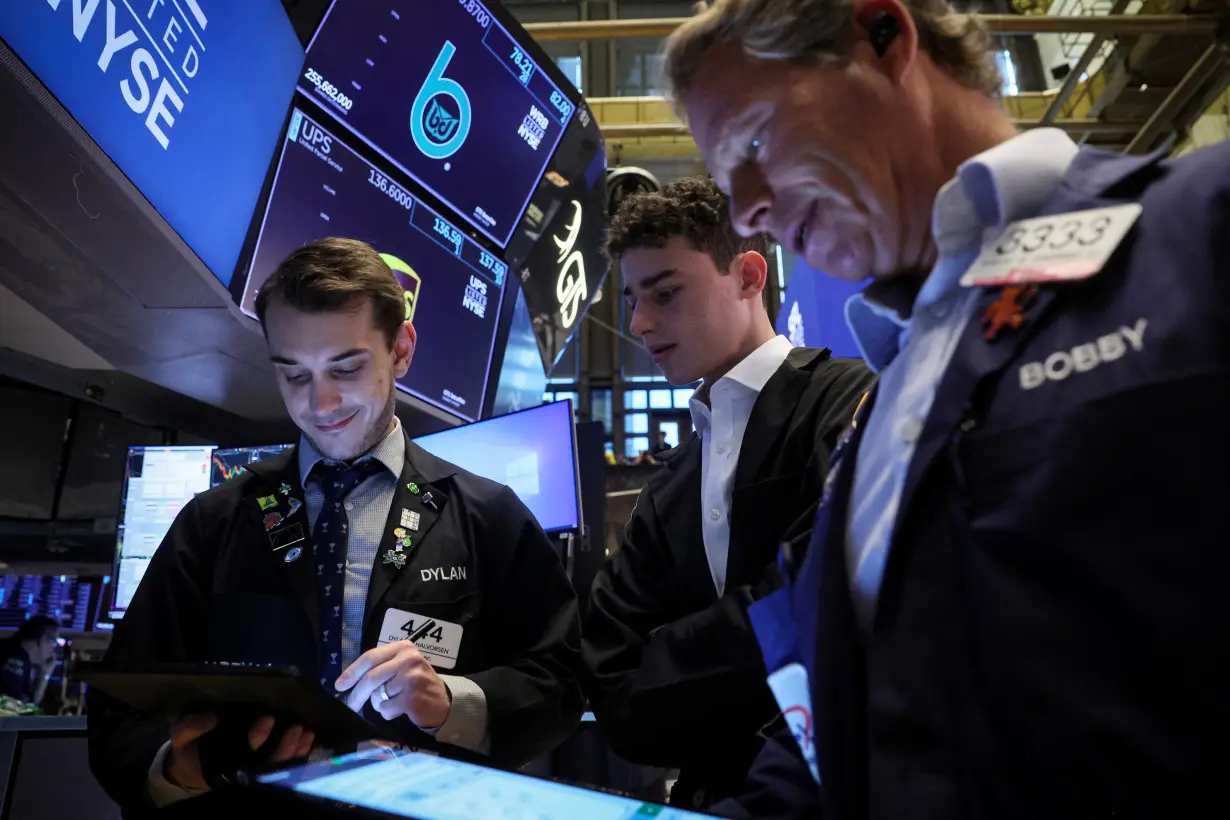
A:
<box><xmin>302</xmin><ymin>0</ymin><xmax>575</xmax><ymax>247</ymax></box>
<box><xmin>413</xmin><ymin>400</ymin><xmax>580</xmax><ymax>532</ymax></box>
<box><xmin>112</xmin><ymin>444</ymin><xmax>292</xmax><ymax>618</ymax></box>
<box><xmin>243</xmin><ymin>107</ymin><xmax>507</xmax><ymax>422</ymax></box>
<box><xmin>257</xmin><ymin>747</ymin><xmax>712</xmax><ymax>820</ymax></box>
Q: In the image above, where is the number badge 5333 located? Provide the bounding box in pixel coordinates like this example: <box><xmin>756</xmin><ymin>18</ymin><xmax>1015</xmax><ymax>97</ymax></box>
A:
<box><xmin>962</xmin><ymin>203</ymin><xmax>1143</xmax><ymax>288</ymax></box>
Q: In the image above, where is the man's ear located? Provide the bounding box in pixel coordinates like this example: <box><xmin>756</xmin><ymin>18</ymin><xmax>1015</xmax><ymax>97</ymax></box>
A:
<box><xmin>851</xmin><ymin>0</ymin><xmax>918</xmax><ymax>86</ymax></box>
<box><xmin>393</xmin><ymin>320</ymin><xmax>416</xmax><ymax>378</ymax></box>
<box><xmin>734</xmin><ymin>251</ymin><xmax>769</xmax><ymax>302</ymax></box>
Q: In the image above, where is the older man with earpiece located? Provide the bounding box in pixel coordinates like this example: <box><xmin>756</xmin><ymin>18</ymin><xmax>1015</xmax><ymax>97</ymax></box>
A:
<box><xmin>662</xmin><ymin>0</ymin><xmax>1230</xmax><ymax>817</ymax></box>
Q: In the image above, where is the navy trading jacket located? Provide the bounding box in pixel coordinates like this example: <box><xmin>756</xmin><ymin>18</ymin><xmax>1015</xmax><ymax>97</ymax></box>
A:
<box><xmin>89</xmin><ymin>431</ymin><xmax>584</xmax><ymax>818</ymax></box>
<box><xmin>715</xmin><ymin>140</ymin><xmax>1230</xmax><ymax>820</ymax></box>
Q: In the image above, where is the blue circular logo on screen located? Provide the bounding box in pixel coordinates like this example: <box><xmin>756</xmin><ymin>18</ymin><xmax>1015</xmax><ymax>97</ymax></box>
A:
<box><xmin>411</xmin><ymin>41</ymin><xmax>472</xmax><ymax>160</ymax></box>
<box><xmin>421</xmin><ymin>94</ymin><xmax>462</xmax><ymax>145</ymax></box>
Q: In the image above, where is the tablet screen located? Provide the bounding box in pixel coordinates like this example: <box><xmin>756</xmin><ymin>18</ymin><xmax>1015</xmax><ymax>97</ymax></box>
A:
<box><xmin>257</xmin><ymin>747</ymin><xmax>713</xmax><ymax>819</ymax></box>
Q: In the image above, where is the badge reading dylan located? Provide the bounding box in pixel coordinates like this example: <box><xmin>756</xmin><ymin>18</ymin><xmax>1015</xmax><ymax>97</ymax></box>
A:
<box><xmin>377</xmin><ymin>608</ymin><xmax>463</xmax><ymax>670</ymax></box>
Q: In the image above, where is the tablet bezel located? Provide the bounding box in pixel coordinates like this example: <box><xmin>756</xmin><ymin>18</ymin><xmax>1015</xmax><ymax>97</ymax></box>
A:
<box><xmin>78</xmin><ymin>662</ymin><xmax>384</xmax><ymax>749</ymax></box>
<box><xmin>249</xmin><ymin>746</ymin><xmax>718</xmax><ymax>820</ymax></box>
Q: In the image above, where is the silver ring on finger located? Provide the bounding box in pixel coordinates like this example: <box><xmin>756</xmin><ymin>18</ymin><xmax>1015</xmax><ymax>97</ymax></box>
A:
<box><xmin>379</xmin><ymin>683</ymin><xmax>390</xmax><ymax>702</ymax></box>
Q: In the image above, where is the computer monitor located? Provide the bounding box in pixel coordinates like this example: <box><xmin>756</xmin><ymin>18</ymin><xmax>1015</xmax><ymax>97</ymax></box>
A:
<box><xmin>240</xmin><ymin>104</ymin><xmax>508</xmax><ymax>422</ymax></box>
<box><xmin>412</xmin><ymin>400</ymin><xmax>581</xmax><ymax>533</ymax></box>
<box><xmin>110</xmin><ymin>444</ymin><xmax>293</xmax><ymax>619</ymax></box>
<box><xmin>211</xmin><ymin>444</ymin><xmax>296</xmax><ymax>487</ymax></box>
<box><xmin>300</xmin><ymin>0</ymin><xmax>580</xmax><ymax>249</ymax></box>
<box><xmin>0</xmin><ymin>575</ymin><xmax>110</xmax><ymax>634</ymax></box>
<box><xmin>110</xmin><ymin>446</ymin><xmax>214</xmax><ymax>618</ymax></box>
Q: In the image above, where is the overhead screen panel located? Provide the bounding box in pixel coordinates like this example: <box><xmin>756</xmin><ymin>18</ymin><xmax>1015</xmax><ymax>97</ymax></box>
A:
<box><xmin>0</xmin><ymin>0</ymin><xmax>304</xmax><ymax>286</ymax></box>
<box><xmin>242</xmin><ymin>106</ymin><xmax>508</xmax><ymax>422</ymax></box>
<box><xmin>517</xmin><ymin>150</ymin><xmax>608</xmax><ymax>370</ymax></box>
<box><xmin>301</xmin><ymin>0</ymin><xmax>575</xmax><ymax>248</ymax></box>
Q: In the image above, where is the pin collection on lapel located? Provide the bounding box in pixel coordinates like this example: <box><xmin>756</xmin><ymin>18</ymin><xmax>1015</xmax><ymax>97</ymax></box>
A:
<box><xmin>385</xmin><ymin>505</ymin><xmax>421</xmax><ymax>569</ymax></box>
<box><xmin>257</xmin><ymin>481</ymin><xmax>308</xmax><ymax>563</ymax></box>
<box><xmin>262</xmin><ymin>477</ymin><xmax>431</xmax><ymax>570</ymax></box>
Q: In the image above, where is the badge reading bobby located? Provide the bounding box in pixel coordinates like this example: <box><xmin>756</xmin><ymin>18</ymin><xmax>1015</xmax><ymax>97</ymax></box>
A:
<box><xmin>377</xmin><ymin>608</ymin><xmax>463</xmax><ymax>670</ymax></box>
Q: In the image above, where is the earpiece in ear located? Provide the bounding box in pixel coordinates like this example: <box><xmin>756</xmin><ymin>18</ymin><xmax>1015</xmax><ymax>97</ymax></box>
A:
<box><xmin>869</xmin><ymin>12</ymin><xmax>900</xmax><ymax>57</ymax></box>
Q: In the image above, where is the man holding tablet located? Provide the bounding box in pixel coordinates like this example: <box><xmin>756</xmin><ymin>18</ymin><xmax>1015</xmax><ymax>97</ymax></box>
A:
<box><xmin>88</xmin><ymin>238</ymin><xmax>584</xmax><ymax>814</ymax></box>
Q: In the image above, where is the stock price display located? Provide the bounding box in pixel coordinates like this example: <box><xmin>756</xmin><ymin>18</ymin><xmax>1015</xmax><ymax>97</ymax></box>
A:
<box><xmin>300</xmin><ymin>0</ymin><xmax>575</xmax><ymax>247</ymax></box>
<box><xmin>242</xmin><ymin>109</ymin><xmax>507</xmax><ymax>421</ymax></box>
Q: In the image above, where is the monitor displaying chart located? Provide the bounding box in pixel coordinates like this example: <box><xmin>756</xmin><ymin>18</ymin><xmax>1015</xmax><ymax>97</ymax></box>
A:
<box><xmin>301</xmin><ymin>0</ymin><xmax>576</xmax><ymax>246</ymax></box>
<box><xmin>110</xmin><ymin>446</ymin><xmax>213</xmax><ymax>616</ymax></box>
<box><xmin>110</xmin><ymin>444</ymin><xmax>293</xmax><ymax>618</ymax></box>
<box><xmin>242</xmin><ymin>106</ymin><xmax>507</xmax><ymax>421</ymax></box>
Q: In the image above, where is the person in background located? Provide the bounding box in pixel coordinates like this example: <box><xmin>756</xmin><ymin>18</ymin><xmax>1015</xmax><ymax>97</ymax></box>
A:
<box><xmin>650</xmin><ymin>430</ymin><xmax>672</xmax><ymax>456</ymax></box>
<box><xmin>0</xmin><ymin>615</ymin><xmax>60</xmax><ymax>706</ymax></box>
<box><xmin>583</xmin><ymin>176</ymin><xmax>875</xmax><ymax>810</ymax></box>
<box><xmin>89</xmin><ymin>238</ymin><xmax>584</xmax><ymax>817</ymax></box>
<box><xmin>664</xmin><ymin>0</ymin><xmax>1230</xmax><ymax>816</ymax></box>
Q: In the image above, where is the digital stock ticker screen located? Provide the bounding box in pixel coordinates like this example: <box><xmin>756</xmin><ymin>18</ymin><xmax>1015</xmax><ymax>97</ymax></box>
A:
<box><xmin>300</xmin><ymin>0</ymin><xmax>576</xmax><ymax>247</ymax></box>
<box><xmin>242</xmin><ymin>108</ymin><xmax>508</xmax><ymax>421</ymax></box>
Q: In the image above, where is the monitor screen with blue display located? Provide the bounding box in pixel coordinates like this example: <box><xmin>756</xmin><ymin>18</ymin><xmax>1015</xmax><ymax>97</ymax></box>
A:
<box><xmin>301</xmin><ymin>0</ymin><xmax>576</xmax><ymax>248</ymax></box>
<box><xmin>242</xmin><ymin>105</ymin><xmax>507</xmax><ymax>421</ymax></box>
<box><xmin>0</xmin><ymin>0</ymin><xmax>304</xmax><ymax>286</ymax></box>
<box><xmin>413</xmin><ymin>400</ymin><xmax>580</xmax><ymax>532</ymax></box>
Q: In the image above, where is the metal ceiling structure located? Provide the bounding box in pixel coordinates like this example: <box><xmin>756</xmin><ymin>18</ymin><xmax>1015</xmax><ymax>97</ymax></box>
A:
<box><xmin>527</xmin><ymin>4</ymin><xmax>1230</xmax><ymax>159</ymax></box>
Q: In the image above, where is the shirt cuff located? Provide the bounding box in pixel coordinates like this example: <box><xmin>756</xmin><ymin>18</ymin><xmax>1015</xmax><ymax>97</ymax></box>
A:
<box><xmin>430</xmin><ymin>675</ymin><xmax>490</xmax><ymax>755</ymax></box>
<box><xmin>147</xmin><ymin>740</ymin><xmax>207</xmax><ymax>808</ymax></box>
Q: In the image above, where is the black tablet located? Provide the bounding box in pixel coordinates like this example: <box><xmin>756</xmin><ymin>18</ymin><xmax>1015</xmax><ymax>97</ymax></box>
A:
<box><xmin>78</xmin><ymin>662</ymin><xmax>382</xmax><ymax>748</ymax></box>
<box><xmin>254</xmin><ymin>747</ymin><xmax>716</xmax><ymax>819</ymax></box>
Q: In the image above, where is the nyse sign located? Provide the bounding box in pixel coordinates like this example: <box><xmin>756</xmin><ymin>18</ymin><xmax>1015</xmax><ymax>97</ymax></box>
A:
<box><xmin>0</xmin><ymin>0</ymin><xmax>302</xmax><ymax>284</ymax></box>
<box><xmin>46</xmin><ymin>0</ymin><xmax>209</xmax><ymax>150</ymax></box>
<box><xmin>552</xmin><ymin>199</ymin><xmax>588</xmax><ymax>329</ymax></box>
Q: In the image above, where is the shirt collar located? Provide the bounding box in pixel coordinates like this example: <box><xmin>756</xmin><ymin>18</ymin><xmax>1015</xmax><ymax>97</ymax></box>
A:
<box><xmin>298</xmin><ymin>416</ymin><xmax>405</xmax><ymax>486</ymax></box>
<box><xmin>688</xmin><ymin>335</ymin><xmax>794</xmax><ymax>432</ymax></box>
<box><xmin>844</xmin><ymin>128</ymin><xmax>1081</xmax><ymax>373</ymax></box>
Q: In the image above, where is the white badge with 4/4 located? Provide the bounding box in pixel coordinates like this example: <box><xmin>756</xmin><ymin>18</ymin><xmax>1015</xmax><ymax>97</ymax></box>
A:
<box><xmin>377</xmin><ymin>608</ymin><xmax>463</xmax><ymax>670</ymax></box>
<box><xmin>961</xmin><ymin>203</ymin><xmax>1142</xmax><ymax>287</ymax></box>
<box><xmin>767</xmin><ymin>662</ymin><xmax>821</xmax><ymax>785</ymax></box>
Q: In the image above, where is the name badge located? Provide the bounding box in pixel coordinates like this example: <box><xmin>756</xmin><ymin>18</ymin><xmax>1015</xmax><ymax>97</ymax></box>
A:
<box><xmin>961</xmin><ymin>203</ymin><xmax>1142</xmax><ymax>287</ymax></box>
<box><xmin>766</xmin><ymin>662</ymin><xmax>821</xmax><ymax>784</ymax></box>
<box><xmin>377</xmin><ymin>608</ymin><xmax>463</xmax><ymax>670</ymax></box>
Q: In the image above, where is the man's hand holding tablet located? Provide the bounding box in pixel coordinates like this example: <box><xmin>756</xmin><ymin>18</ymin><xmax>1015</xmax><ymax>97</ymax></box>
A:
<box><xmin>164</xmin><ymin>712</ymin><xmax>320</xmax><ymax>791</ymax></box>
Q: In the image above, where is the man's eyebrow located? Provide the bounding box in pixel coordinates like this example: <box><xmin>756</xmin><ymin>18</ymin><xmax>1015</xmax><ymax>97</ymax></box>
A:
<box><xmin>269</xmin><ymin>348</ymin><xmax>370</xmax><ymax>365</ymax></box>
<box><xmin>623</xmin><ymin>269</ymin><xmax>680</xmax><ymax>299</ymax></box>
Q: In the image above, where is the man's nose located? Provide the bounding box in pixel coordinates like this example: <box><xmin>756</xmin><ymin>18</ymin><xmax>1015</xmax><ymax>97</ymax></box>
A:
<box><xmin>629</xmin><ymin>300</ymin><xmax>654</xmax><ymax>338</ymax></box>
<box><xmin>730</xmin><ymin>166</ymin><xmax>773</xmax><ymax>237</ymax></box>
<box><xmin>310</xmin><ymin>377</ymin><xmax>342</xmax><ymax>415</ymax></box>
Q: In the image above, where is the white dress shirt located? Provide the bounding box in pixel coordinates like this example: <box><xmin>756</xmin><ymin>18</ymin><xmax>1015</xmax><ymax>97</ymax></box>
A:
<box><xmin>842</xmin><ymin>128</ymin><xmax>1082</xmax><ymax>629</ymax></box>
<box><xmin>688</xmin><ymin>335</ymin><xmax>795</xmax><ymax>596</ymax></box>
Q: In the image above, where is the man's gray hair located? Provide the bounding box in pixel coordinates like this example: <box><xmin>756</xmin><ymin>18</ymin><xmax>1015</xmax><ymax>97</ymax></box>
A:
<box><xmin>663</xmin><ymin>0</ymin><xmax>1002</xmax><ymax>110</ymax></box>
